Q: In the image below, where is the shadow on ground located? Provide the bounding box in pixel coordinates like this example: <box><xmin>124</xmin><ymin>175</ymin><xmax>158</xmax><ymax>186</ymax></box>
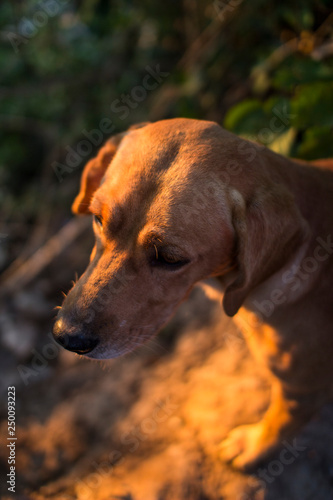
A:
<box><xmin>1</xmin><ymin>262</ymin><xmax>333</xmax><ymax>500</ymax></box>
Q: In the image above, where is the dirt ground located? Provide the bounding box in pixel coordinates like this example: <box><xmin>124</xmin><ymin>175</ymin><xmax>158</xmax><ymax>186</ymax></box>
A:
<box><xmin>1</xmin><ymin>230</ymin><xmax>333</xmax><ymax>500</ymax></box>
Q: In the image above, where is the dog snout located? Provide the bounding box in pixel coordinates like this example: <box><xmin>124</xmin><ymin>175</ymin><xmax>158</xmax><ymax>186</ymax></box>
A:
<box><xmin>53</xmin><ymin>318</ymin><xmax>99</xmax><ymax>354</ymax></box>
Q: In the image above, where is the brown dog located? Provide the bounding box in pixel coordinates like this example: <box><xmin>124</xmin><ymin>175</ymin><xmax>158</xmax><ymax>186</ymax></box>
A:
<box><xmin>53</xmin><ymin>118</ymin><xmax>333</xmax><ymax>471</ymax></box>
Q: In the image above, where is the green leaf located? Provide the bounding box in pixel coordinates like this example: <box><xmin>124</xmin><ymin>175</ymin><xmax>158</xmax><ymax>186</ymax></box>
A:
<box><xmin>269</xmin><ymin>128</ymin><xmax>296</xmax><ymax>156</ymax></box>
<box><xmin>273</xmin><ymin>58</ymin><xmax>333</xmax><ymax>91</ymax></box>
<box><xmin>290</xmin><ymin>82</ymin><xmax>333</xmax><ymax>129</ymax></box>
<box><xmin>224</xmin><ymin>99</ymin><xmax>266</xmax><ymax>135</ymax></box>
<box><xmin>296</xmin><ymin>126</ymin><xmax>333</xmax><ymax>160</ymax></box>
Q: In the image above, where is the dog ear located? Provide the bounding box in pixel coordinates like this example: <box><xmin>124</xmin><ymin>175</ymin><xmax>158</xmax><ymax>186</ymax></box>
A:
<box><xmin>222</xmin><ymin>186</ymin><xmax>308</xmax><ymax>317</ymax></box>
<box><xmin>72</xmin><ymin>122</ymin><xmax>150</xmax><ymax>214</ymax></box>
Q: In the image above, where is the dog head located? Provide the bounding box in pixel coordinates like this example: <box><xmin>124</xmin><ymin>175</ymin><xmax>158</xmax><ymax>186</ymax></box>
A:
<box><xmin>53</xmin><ymin>118</ymin><xmax>305</xmax><ymax>359</ymax></box>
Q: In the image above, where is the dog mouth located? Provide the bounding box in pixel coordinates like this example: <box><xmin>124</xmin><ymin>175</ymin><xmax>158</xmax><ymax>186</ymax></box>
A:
<box><xmin>83</xmin><ymin>345</ymin><xmax>132</xmax><ymax>360</ymax></box>
<box><xmin>84</xmin><ymin>326</ymin><xmax>158</xmax><ymax>360</ymax></box>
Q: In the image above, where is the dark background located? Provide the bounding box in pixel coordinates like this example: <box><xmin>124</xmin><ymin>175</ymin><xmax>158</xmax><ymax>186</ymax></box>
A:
<box><xmin>1</xmin><ymin>0</ymin><xmax>333</xmax><ymax>273</ymax></box>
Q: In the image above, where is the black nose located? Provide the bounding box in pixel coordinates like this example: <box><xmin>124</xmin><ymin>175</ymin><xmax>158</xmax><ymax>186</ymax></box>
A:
<box><xmin>53</xmin><ymin>318</ymin><xmax>99</xmax><ymax>354</ymax></box>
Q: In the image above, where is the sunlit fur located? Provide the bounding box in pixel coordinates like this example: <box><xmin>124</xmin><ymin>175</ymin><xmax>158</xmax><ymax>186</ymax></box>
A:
<box><xmin>55</xmin><ymin>118</ymin><xmax>333</xmax><ymax>470</ymax></box>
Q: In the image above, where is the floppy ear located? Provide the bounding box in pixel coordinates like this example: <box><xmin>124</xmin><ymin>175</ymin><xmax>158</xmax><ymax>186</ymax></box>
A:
<box><xmin>222</xmin><ymin>186</ymin><xmax>308</xmax><ymax>317</ymax></box>
<box><xmin>72</xmin><ymin>122</ymin><xmax>150</xmax><ymax>214</ymax></box>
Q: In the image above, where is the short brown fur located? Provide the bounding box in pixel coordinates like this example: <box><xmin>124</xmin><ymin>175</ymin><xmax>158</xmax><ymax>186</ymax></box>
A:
<box><xmin>54</xmin><ymin>118</ymin><xmax>333</xmax><ymax>470</ymax></box>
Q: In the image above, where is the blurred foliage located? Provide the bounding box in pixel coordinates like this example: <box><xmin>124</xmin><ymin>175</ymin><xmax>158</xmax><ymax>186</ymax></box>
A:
<box><xmin>0</xmin><ymin>0</ymin><xmax>333</xmax><ymax>269</ymax></box>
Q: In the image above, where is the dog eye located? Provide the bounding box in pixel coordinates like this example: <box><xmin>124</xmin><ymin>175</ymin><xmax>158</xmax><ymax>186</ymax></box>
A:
<box><xmin>159</xmin><ymin>253</ymin><xmax>181</xmax><ymax>264</ymax></box>
<box><xmin>152</xmin><ymin>245</ymin><xmax>189</xmax><ymax>269</ymax></box>
<box><xmin>94</xmin><ymin>215</ymin><xmax>103</xmax><ymax>229</ymax></box>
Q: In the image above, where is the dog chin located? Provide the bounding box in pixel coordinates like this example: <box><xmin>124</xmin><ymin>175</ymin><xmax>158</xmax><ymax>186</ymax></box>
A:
<box><xmin>82</xmin><ymin>327</ymin><xmax>160</xmax><ymax>360</ymax></box>
<box><xmin>83</xmin><ymin>345</ymin><xmax>133</xmax><ymax>360</ymax></box>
